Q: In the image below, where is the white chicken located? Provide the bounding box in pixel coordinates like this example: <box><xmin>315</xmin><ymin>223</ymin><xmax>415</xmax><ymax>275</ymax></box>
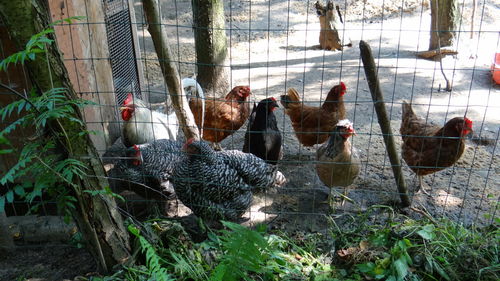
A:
<box><xmin>120</xmin><ymin>93</ymin><xmax>178</xmax><ymax>147</ymax></box>
<box><xmin>120</xmin><ymin>78</ymin><xmax>204</xmax><ymax>147</ymax></box>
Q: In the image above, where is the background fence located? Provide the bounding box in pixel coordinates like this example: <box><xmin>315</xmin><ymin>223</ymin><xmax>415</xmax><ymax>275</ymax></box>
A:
<box><xmin>1</xmin><ymin>0</ymin><xmax>499</xmax><ymax>234</ymax></box>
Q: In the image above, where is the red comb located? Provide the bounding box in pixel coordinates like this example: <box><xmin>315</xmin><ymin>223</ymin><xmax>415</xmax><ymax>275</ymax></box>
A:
<box><xmin>464</xmin><ymin>117</ymin><xmax>473</xmax><ymax>128</ymax></box>
<box><xmin>340</xmin><ymin>82</ymin><xmax>346</xmax><ymax>91</ymax></box>
<box><xmin>123</xmin><ymin>93</ymin><xmax>134</xmax><ymax>106</ymax></box>
<box><xmin>271</xmin><ymin>97</ymin><xmax>277</xmax><ymax>102</ymax></box>
<box><xmin>132</xmin><ymin>145</ymin><xmax>141</xmax><ymax>166</ymax></box>
<box><xmin>183</xmin><ymin>138</ymin><xmax>196</xmax><ymax>150</ymax></box>
<box><xmin>238</xmin><ymin>86</ymin><xmax>251</xmax><ymax>97</ymax></box>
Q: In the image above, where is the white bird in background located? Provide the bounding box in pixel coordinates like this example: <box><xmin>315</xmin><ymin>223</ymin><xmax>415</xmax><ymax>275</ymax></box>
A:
<box><xmin>182</xmin><ymin>77</ymin><xmax>205</xmax><ymax>137</ymax></box>
<box><xmin>120</xmin><ymin>78</ymin><xmax>204</xmax><ymax>147</ymax></box>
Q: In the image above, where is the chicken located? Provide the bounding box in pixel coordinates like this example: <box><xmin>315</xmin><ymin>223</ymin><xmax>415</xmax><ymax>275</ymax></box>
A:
<box><xmin>400</xmin><ymin>101</ymin><xmax>473</xmax><ymax>195</ymax></box>
<box><xmin>113</xmin><ymin>139</ymin><xmax>183</xmax><ymax>201</ymax></box>
<box><xmin>171</xmin><ymin>139</ymin><xmax>287</xmax><ymax>221</ymax></box>
<box><xmin>316</xmin><ymin>119</ymin><xmax>359</xmax><ymax>205</ymax></box>
<box><xmin>120</xmin><ymin>93</ymin><xmax>178</xmax><ymax>147</ymax></box>
<box><xmin>280</xmin><ymin>82</ymin><xmax>346</xmax><ymax>146</ymax></box>
<box><xmin>242</xmin><ymin>97</ymin><xmax>282</xmax><ymax>164</ymax></box>
<box><xmin>189</xmin><ymin>86</ymin><xmax>251</xmax><ymax>146</ymax></box>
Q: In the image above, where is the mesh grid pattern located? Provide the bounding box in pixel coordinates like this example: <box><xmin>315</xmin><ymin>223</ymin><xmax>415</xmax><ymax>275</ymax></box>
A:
<box><xmin>104</xmin><ymin>0</ymin><xmax>142</xmax><ymax>105</ymax></box>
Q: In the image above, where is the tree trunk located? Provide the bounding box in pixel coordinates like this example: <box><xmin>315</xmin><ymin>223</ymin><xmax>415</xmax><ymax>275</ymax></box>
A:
<box><xmin>429</xmin><ymin>0</ymin><xmax>458</xmax><ymax>50</ymax></box>
<box><xmin>192</xmin><ymin>0</ymin><xmax>230</xmax><ymax>97</ymax></box>
<box><xmin>0</xmin><ymin>0</ymin><xmax>130</xmax><ymax>272</ymax></box>
<box><xmin>143</xmin><ymin>0</ymin><xmax>200</xmax><ymax>141</ymax></box>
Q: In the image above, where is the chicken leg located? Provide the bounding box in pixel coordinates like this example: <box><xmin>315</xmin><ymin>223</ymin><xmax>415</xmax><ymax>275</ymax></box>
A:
<box><xmin>322</xmin><ymin>187</ymin><xmax>354</xmax><ymax>209</ymax></box>
<box><xmin>416</xmin><ymin>175</ymin><xmax>431</xmax><ymax>196</ymax></box>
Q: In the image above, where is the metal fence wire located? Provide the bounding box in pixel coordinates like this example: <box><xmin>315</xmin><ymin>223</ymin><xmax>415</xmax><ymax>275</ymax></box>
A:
<box><xmin>2</xmin><ymin>0</ymin><xmax>499</xmax><ymax>229</ymax></box>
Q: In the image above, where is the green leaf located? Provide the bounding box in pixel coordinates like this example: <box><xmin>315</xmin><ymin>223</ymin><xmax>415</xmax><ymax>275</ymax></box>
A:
<box><xmin>432</xmin><ymin>260</ymin><xmax>451</xmax><ymax>281</ymax></box>
<box><xmin>5</xmin><ymin>190</ymin><xmax>14</xmax><ymax>203</ymax></box>
<box><xmin>393</xmin><ymin>258</ymin><xmax>409</xmax><ymax>281</ymax></box>
<box><xmin>386</xmin><ymin>276</ymin><xmax>397</xmax><ymax>281</ymax></box>
<box><xmin>417</xmin><ymin>224</ymin><xmax>435</xmax><ymax>240</ymax></box>
<box><xmin>0</xmin><ymin>149</ymin><xmax>14</xmax><ymax>155</ymax></box>
<box><xmin>357</xmin><ymin>262</ymin><xmax>375</xmax><ymax>273</ymax></box>
<box><xmin>128</xmin><ymin>224</ymin><xmax>140</xmax><ymax>237</ymax></box>
<box><xmin>13</xmin><ymin>185</ymin><xmax>26</xmax><ymax>196</ymax></box>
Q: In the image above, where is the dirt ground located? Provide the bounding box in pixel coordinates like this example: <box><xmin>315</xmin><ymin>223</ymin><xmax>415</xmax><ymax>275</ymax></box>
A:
<box><xmin>133</xmin><ymin>0</ymin><xmax>499</xmax><ymax>229</ymax></box>
<box><xmin>3</xmin><ymin>1</ymin><xmax>498</xmax><ymax>280</ymax></box>
<box><xmin>0</xmin><ymin>245</ymin><xmax>96</xmax><ymax>281</ymax></box>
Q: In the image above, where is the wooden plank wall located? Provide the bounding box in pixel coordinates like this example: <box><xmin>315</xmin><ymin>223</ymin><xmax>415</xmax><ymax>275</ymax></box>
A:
<box><xmin>48</xmin><ymin>0</ymin><xmax>121</xmax><ymax>153</ymax></box>
<box><xmin>1</xmin><ymin>0</ymin><xmax>122</xmax><ymax>175</ymax></box>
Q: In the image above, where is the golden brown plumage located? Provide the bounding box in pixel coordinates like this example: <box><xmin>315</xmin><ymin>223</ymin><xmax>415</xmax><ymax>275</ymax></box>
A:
<box><xmin>400</xmin><ymin>101</ymin><xmax>473</xmax><ymax>194</ymax></box>
<box><xmin>280</xmin><ymin>82</ymin><xmax>346</xmax><ymax>146</ymax></box>
<box><xmin>316</xmin><ymin>119</ymin><xmax>359</xmax><ymax>205</ymax></box>
<box><xmin>189</xmin><ymin>86</ymin><xmax>251</xmax><ymax>144</ymax></box>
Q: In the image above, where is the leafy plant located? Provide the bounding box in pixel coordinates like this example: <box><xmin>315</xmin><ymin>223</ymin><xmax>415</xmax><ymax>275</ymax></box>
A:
<box><xmin>0</xmin><ymin>16</ymin><xmax>84</xmax><ymax>72</ymax></box>
<box><xmin>0</xmin><ymin>18</ymin><xmax>106</xmax><ymax>221</ymax></box>
<box><xmin>128</xmin><ymin>224</ymin><xmax>174</xmax><ymax>281</ymax></box>
<box><xmin>329</xmin><ymin>207</ymin><xmax>499</xmax><ymax>281</ymax></box>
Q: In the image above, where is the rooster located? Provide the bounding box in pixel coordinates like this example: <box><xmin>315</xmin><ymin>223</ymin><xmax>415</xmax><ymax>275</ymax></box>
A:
<box><xmin>316</xmin><ymin>119</ymin><xmax>359</xmax><ymax>205</ymax></box>
<box><xmin>243</xmin><ymin>97</ymin><xmax>282</xmax><ymax>164</ymax></box>
<box><xmin>120</xmin><ymin>93</ymin><xmax>179</xmax><ymax>147</ymax></box>
<box><xmin>171</xmin><ymin>139</ymin><xmax>287</xmax><ymax>221</ymax></box>
<box><xmin>400</xmin><ymin>101</ymin><xmax>473</xmax><ymax>195</ymax></box>
<box><xmin>120</xmin><ymin>78</ymin><xmax>204</xmax><ymax>148</ymax></box>
<box><xmin>189</xmin><ymin>86</ymin><xmax>251</xmax><ymax>148</ymax></box>
<box><xmin>280</xmin><ymin>82</ymin><xmax>346</xmax><ymax>146</ymax></box>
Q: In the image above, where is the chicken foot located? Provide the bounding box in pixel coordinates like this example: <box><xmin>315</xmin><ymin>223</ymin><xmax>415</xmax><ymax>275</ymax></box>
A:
<box><xmin>322</xmin><ymin>187</ymin><xmax>355</xmax><ymax>210</ymax></box>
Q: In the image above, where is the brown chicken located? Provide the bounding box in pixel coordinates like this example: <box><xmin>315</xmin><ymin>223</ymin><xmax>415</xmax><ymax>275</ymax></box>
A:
<box><xmin>189</xmin><ymin>86</ymin><xmax>251</xmax><ymax>146</ymax></box>
<box><xmin>280</xmin><ymin>82</ymin><xmax>346</xmax><ymax>146</ymax></box>
<box><xmin>316</xmin><ymin>119</ymin><xmax>360</xmax><ymax>206</ymax></box>
<box><xmin>400</xmin><ymin>101</ymin><xmax>473</xmax><ymax>195</ymax></box>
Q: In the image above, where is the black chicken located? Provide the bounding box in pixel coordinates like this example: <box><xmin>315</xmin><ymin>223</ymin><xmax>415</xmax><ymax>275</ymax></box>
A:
<box><xmin>171</xmin><ymin>139</ymin><xmax>287</xmax><ymax>221</ymax></box>
<box><xmin>243</xmin><ymin>97</ymin><xmax>282</xmax><ymax>164</ymax></box>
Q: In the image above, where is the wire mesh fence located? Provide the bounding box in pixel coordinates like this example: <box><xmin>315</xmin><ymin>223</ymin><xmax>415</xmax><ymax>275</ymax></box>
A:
<box><xmin>1</xmin><ymin>0</ymin><xmax>499</xmax><ymax>234</ymax></box>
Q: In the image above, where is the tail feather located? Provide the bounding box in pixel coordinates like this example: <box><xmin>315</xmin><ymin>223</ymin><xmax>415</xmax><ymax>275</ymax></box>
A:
<box><xmin>401</xmin><ymin>100</ymin><xmax>415</xmax><ymax>121</ymax></box>
<box><xmin>280</xmin><ymin>88</ymin><xmax>301</xmax><ymax>109</ymax></box>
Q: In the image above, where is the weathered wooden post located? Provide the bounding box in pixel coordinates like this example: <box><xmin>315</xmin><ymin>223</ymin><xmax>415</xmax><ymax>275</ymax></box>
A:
<box><xmin>142</xmin><ymin>0</ymin><xmax>200</xmax><ymax>141</ymax></box>
<box><xmin>359</xmin><ymin>40</ymin><xmax>411</xmax><ymax>207</ymax></box>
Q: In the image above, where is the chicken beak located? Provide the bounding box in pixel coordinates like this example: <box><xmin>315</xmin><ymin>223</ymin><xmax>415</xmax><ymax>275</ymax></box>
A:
<box><xmin>349</xmin><ymin>127</ymin><xmax>357</xmax><ymax>136</ymax></box>
<box><xmin>119</xmin><ymin>106</ymin><xmax>127</xmax><ymax>111</ymax></box>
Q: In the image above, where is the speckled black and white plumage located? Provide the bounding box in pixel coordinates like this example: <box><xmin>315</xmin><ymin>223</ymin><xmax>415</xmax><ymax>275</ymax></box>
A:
<box><xmin>171</xmin><ymin>140</ymin><xmax>286</xmax><ymax>221</ymax></box>
<box><xmin>114</xmin><ymin>139</ymin><xmax>183</xmax><ymax>199</ymax></box>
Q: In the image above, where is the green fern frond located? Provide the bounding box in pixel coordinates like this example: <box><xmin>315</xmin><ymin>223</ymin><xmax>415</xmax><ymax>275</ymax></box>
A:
<box><xmin>128</xmin><ymin>224</ymin><xmax>174</xmax><ymax>281</ymax></box>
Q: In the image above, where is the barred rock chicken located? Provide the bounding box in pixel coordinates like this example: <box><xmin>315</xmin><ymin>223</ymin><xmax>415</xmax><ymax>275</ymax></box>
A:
<box><xmin>114</xmin><ymin>139</ymin><xmax>183</xmax><ymax>200</ymax></box>
<box><xmin>243</xmin><ymin>97</ymin><xmax>282</xmax><ymax>165</ymax></box>
<box><xmin>280</xmin><ymin>82</ymin><xmax>346</xmax><ymax>146</ymax></box>
<box><xmin>400</xmin><ymin>101</ymin><xmax>473</xmax><ymax>195</ymax></box>
<box><xmin>189</xmin><ymin>86</ymin><xmax>251</xmax><ymax>147</ymax></box>
<box><xmin>316</xmin><ymin>119</ymin><xmax>359</xmax><ymax>205</ymax></box>
<box><xmin>171</xmin><ymin>139</ymin><xmax>287</xmax><ymax>221</ymax></box>
<box><xmin>120</xmin><ymin>93</ymin><xmax>179</xmax><ymax>147</ymax></box>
